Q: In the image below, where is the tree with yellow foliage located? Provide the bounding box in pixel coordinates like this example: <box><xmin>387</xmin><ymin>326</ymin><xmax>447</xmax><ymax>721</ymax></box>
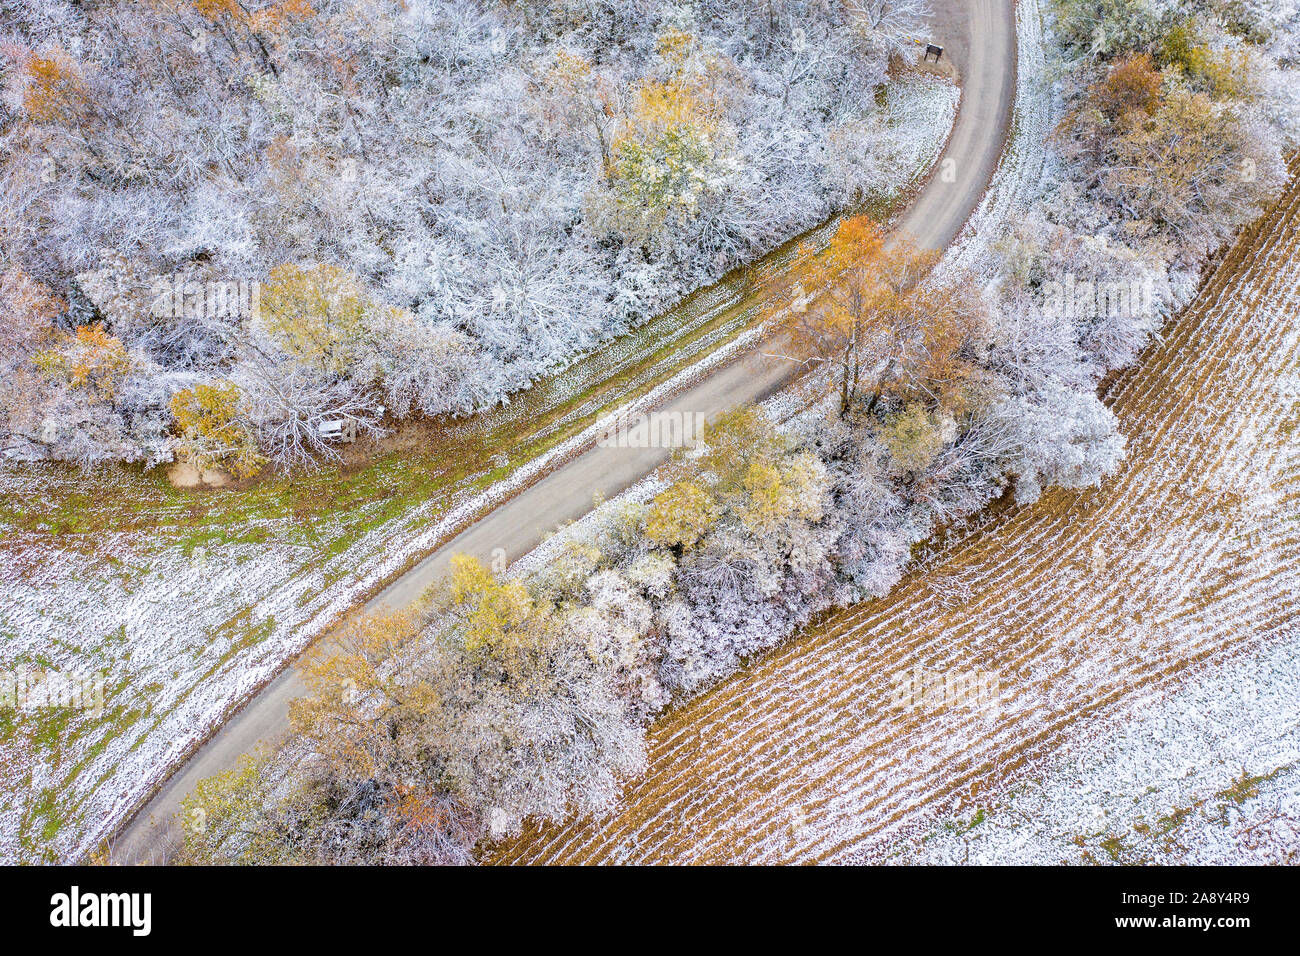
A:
<box><xmin>170</xmin><ymin>381</ymin><xmax>266</xmax><ymax>478</ymax></box>
<box><xmin>256</xmin><ymin>263</ymin><xmax>375</xmax><ymax>375</ymax></box>
<box><xmin>594</xmin><ymin>24</ymin><xmax>741</xmax><ymax>244</ymax></box>
<box><xmin>646</xmin><ymin>406</ymin><xmax>828</xmax><ymax>551</ymax></box>
<box><xmin>177</xmin><ymin>604</ymin><xmax>477</xmax><ymax>864</ymax></box>
<box><xmin>178</xmin><ymin>755</ymin><xmax>299</xmax><ymax>865</ymax></box>
<box><xmin>872</xmin><ymin>278</ymin><xmax>988</xmax><ymax>417</ymax></box>
<box><xmin>607</xmin><ymin>79</ymin><xmax>724</xmax><ymax>238</ymax></box>
<box><xmin>876</xmin><ymin>401</ymin><xmax>948</xmax><ymax>475</ymax></box>
<box><xmin>438</xmin><ymin>553</ymin><xmax>539</xmax><ymax>661</ymax></box>
<box><xmin>645</xmin><ymin>479</ymin><xmax>718</xmax><ymax>550</ymax></box>
<box><xmin>1114</xmin><ymin>88</ymin><xmax>1273</xmax><ymax>248</ymax></box>
<box><xmin>292</xmin><ymin>556</ymin><xmax>641</xmax><ymax>841</ymax></box>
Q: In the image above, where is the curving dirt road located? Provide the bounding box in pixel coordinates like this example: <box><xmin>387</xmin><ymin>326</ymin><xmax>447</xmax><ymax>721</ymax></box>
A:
<box><xmin>487</xmin><ymin>159</ymin><xmax>1300</xmax><ymax>865</ymax></box>
<box><xmin>111</xmin><ymin>0</ymin><xmax>1016</xmax><ymax>864</ymax></box>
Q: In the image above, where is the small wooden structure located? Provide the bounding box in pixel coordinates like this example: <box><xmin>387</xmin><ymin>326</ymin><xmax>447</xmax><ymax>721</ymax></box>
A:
<box><xmin>925</xmin><ymin>44</ymin><xmax>944</xmax><ymax>62</ymax></box>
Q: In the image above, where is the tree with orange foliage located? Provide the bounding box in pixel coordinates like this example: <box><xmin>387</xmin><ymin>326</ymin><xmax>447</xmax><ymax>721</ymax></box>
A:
<box><xmin>776</xmin><ymin>216</ymin><xmax>975</xmax><ymax>417</ymax></box>
<box><xmin>869</xmin><ymin>275</ymin><xmax>988</xmax><ymax>416</ymax></box>
<box><xmin>178</xmin><ymin>605</ymin><xmax>476</xmax><ymax>865</ymax></box>
<box><xmin>289</xmin><ymin>608</ymin><xmax>436</xmax><ymax>784</ymax></box>
<box><xmin>776</xmin><ymin>217</ymin><xmax>881</xmax><ymax>416</ymax></box>
<box><xmin>1057</xmin><ymin>53</ymin><xmax>1162</xmax><ymax>169</ymax></box>
<box><xmin>21</xmin><ymin>50</ymin><xmax>91</xmax><ymax>125</ymax></box>
<box><xmin>1056</xmin><ymin>37</ymin><xmax>1283</xmax><ymax>253</ymax></box>
<box><xmin>0</xmin><ymin>269</ymin><xmax>62</xmax><ymax>363</ymax></box>
<box><xmin>1095</xmin><ymin>53</ymin><xmax>1163</xmax><ymax>122</ymax></box>
<box><xmin>31</xmin><ymin>323</ymin><xmax>133</xmax><ymax>402</ymax></box>
<box><xmin>1</xmin><ymin>312</ymin><xmax>154</xmax><ymax>467</ymax></box>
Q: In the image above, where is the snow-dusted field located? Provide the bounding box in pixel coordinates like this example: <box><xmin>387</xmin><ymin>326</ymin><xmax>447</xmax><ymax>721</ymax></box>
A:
<box><xmin>901</xmin><ymin>631</ymin><xmax>1300</xmax><ymax>865</ymax></box>
<box><xmin>0</xmin><ymin>68</ymin><xmax>958</xmax><ymax>864</ymax></box>
<box><xmin>485</xmin><ymin>7</ymin><xmax>1300</xmax><ymax>865</ymax></box>
<box><xmin>0</xmin><ymin>318</ymin><xmax>782</xmax><ymax>861</ymax></box>
<box><xmin>0</xmin><ymin>457</ymin><xmax>514</xmax><ymax>860</ymax></box>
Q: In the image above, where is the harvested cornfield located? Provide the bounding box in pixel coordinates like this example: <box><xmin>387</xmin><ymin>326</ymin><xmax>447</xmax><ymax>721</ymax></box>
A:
<box><xmin>488</xmin><ymin>160</ymin><xmax>1300</xmax><ymax>865</ymax></box>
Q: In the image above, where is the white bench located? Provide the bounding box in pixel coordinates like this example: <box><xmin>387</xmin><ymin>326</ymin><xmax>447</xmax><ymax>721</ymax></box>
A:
<box><xmin>318</xmin><ymin>419</ymin><xmax>357</xmax><ymax>443</ymax></box>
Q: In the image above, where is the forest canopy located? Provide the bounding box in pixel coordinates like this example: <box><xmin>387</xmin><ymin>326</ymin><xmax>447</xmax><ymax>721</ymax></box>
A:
<box><xmin>0</xmin><ymin>0</ymin><xmax>933</xmax><ymax>470</ymax></box>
